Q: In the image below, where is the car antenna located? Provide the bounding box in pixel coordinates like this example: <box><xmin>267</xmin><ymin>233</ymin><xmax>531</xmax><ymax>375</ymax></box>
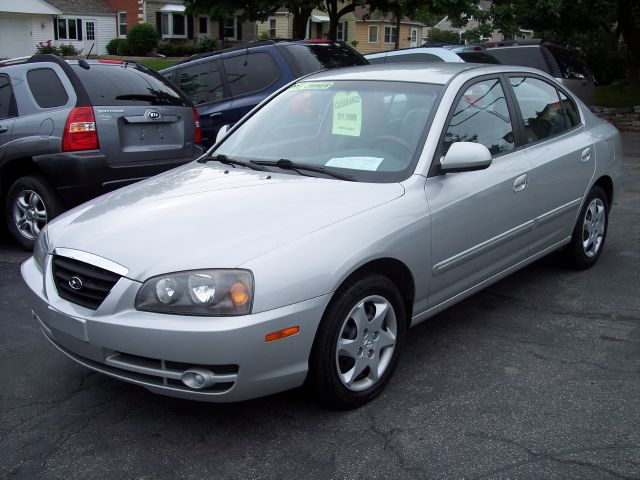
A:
<box><xmin>244</xmin><ymin>45</ymin><xmax>249</xmax><ymax>66</ymax></box>
<box><xmin>86</xmin><ymin>43</ymin><xmax>94</xmax><ymax>59</ymax></box>
<box><xmin>78</xmin><ymin>58</ymin><xmax>90</xmax><ymax>69</ymax></box>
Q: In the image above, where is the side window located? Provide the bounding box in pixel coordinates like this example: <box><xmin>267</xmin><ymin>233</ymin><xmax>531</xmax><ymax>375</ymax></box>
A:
<box><xmin>179</xmin><ymin>61</ymin><xmax>225</xmax><ymax>105</ymax></box>
<box><xmin>559</xmin><ymin>90</ymin><xmax>580</xmax><ymax>128</ymax></box>
<box><xmin>443</xmin><ymin>78</ymin><xmax>515</xmax><ymax>156</ymax></box>
<box><xmin>510</xmin><ymin>77</ymin><xmax>568</xmax><ymax>143</ymax></box>
<box><xmin>26</xmin><ymin>68</ymin><xmax>68</xmax><ymax>108</ymax></box>
<box><xmin>0</xmin><ymin>74</ymin><xmax>16</xmax><ymax>119</ymax></box>
<box><xmin>222</xmin><ymin>53</ymin><xmax>280</xmax><ymax>97</ymax></box>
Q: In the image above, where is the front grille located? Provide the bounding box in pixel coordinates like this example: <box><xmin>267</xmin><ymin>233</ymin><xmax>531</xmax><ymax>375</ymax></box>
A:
<box><xmin>52</xmin><ymin>255</ymin><xmax>121</xmax><ymax>310</ymax></box>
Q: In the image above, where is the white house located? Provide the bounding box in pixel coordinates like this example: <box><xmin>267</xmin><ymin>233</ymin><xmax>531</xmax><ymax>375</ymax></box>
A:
<box><xmin>0</xmin><ymin>0</ymin><xmax>117</xmax><ymax>59</ymax></box>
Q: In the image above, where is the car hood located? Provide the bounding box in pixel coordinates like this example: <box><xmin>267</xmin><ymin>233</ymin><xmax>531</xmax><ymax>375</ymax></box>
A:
<box><xmin>47</xmin><ymin>163</ymin><xmax>405</xmax><ymax>280</ymax></box>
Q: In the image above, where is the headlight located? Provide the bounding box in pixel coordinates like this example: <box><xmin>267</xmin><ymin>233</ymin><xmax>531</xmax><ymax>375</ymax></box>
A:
<box><xmin>33</xmin><ymin>225</ymin><xmax>49</xmax><ymax>273</ymax></box>
<box><xmin>135</xmin><ymin>269</ymin><xmax>253</xmax><ymax>316</ymax></box>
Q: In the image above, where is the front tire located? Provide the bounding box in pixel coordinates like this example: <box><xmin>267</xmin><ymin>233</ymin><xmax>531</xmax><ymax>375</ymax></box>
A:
<box><xmin>309</xmin><ymin>274</ymin><xmax>407</xmax><ymax>408</ymax></box>
<box><xmin>565</xmin><ymin>185</ymin><xmax>609</xmax><ymax>270</ymax></box>
<box><xmin>5</xmin><ymin>176</ymin><xmax>63</xmax><ymax>250</ymax></box>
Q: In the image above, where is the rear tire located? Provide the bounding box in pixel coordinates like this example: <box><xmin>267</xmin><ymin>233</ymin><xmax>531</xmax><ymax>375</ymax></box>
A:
<box><xmin>5</xmin><ymin>176</ymin><xmax>63</xmax><ymax>250</ymax></box>
<box><xmin>564</xmin><ymin>185</ymin><xmax>609</xmax><ymax>270</ymax></box>
<box><xmin>308</xmin><ymin>274</ymin><xmax>406</xmax><ymax>409</ymax></box>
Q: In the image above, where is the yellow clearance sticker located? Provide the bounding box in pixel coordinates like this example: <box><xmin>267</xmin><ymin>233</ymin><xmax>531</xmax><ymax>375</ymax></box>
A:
<box><xmin>332</xmin><ymin>91</ymin><xmax>362</xmax><ymax>137</ymax></box>
<box><xmin>290</xmin><ymin>82</ymin><xmax>334</xmax><ymax>90</ymax></box>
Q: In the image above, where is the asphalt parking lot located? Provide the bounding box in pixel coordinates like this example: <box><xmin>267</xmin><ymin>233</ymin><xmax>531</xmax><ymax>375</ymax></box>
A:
<box><xmin>1</xmin><ymin>132</ymin><xmax>639</xmax><ymax>480</ymax></box>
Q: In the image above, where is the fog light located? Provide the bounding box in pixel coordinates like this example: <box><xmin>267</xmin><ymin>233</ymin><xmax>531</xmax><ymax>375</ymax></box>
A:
<box><xmin>181</xmin><ymin>368</ymin><xmax>217</xmax><ymax>389</ymax></box>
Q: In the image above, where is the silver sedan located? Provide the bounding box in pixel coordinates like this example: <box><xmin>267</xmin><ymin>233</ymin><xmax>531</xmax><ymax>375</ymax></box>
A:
<box><xmin>21</xmin><ymin>63</ymin><xmax>623</xmax><ymax>408</ymax></box>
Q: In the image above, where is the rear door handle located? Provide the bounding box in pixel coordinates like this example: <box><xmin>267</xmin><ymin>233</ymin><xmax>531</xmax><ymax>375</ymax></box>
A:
<box><xmin>513</xmin><ymin>173</ymin><xmax>528</xmax><ymax>192</ymax></box>
<box><xmin>0</xmin><ymin>126</ymin><xmax>8</xmax><ymax>133</ymax></box>
<box><xmin>581</xmin><ymin>148</ymin><xmax>591</xmax><ymax>162</ymax></box>
<box><xmin>208</xmin><ymin>112</ymin><xmax>222</xmax><ymax>118</ymax></box>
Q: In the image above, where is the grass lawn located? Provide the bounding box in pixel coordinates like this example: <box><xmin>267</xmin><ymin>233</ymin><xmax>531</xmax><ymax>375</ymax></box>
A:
<box><xmin>594</xmin><ymin>81</ymin><xmax>640</xmax><ymax>107</ymax></box>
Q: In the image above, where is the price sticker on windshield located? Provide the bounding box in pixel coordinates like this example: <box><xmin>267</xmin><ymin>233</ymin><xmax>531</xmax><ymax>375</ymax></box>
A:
<box><xmin>332</xmin><ymin>91</ymin><xmax>362</xmax><ymax>137</ymax></box>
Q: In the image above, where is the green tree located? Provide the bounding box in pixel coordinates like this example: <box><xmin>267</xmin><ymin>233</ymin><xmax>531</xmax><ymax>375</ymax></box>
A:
<box><xmin>428</xmin><ymin>27</ymin><xmax>460</xmax><ymax>44</ymax></box>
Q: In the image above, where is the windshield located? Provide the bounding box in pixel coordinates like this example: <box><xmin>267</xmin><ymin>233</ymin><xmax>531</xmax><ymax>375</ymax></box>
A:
<box><xmin>214</xmin><ymin>80</ymin><xmax>442</xmax><ymax>182</ymax></box>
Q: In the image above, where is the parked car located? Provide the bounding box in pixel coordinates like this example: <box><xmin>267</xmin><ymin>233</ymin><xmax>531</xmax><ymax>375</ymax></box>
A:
<box><xmin>0</xmin><ymin>54</ymin><xmax>203</xmax><ymax>249</ymax></box>
<box><xmin>484</xmin><ymin>40</ymin><xmax>595</xmax><ymax>104</ymax></box>
<box><xmin>365</xmin><ymin>46</ymin><xmax>464</xmax><ymax>64</ymax></box>
<box><xmin>442</xmin><ymin>44</ymin><xmax>501</xmax><ymax>64</ymax></box>
<box><xmin>160</xmin><ymin>40</ymin><xmax>367</xmax><ymax>147</ymax></box>
<box><xmin>22</xmin><ymin>63</ymin><xmax>622</xmax><ymax>408</ymax></box>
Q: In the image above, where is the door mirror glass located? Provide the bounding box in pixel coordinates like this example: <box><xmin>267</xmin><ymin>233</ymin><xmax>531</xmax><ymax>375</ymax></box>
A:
<box><xmin>441</xmin><ymin>142</ymin><xmax>492</xmax><ymax>173</ymax></box>
<box><xmin>216</xmin><ymin>124</ymin><xmax>231</xmax><ymax>143</ymax></box>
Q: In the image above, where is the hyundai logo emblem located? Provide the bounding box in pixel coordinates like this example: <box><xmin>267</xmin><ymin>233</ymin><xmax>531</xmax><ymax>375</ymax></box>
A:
<box><xmin>147</xmin><ymin>111</ymin><xmax>161</xmax><ymax>119</ymax></box>
<box><xmin>68</xmin><ymin>276</ymin><xmax>83</xmax><ymax>290</ymax></box>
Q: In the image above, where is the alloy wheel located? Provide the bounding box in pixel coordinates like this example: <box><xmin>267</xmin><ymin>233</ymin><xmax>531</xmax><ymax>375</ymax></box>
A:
<box><xmin>13</xmin><ymin>190</ymin><xmax>47</xmax><ymax>241</ymax></box>
<box><xmin>582</xmin><ymin>197</ymin><xmax>606</xmax><ymax>258</ymax></box>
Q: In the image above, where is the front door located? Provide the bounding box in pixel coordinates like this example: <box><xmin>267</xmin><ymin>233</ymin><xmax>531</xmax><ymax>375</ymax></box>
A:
<box><xmin>84</xmin><ymin>21</ymin><xmax>97</xmax><ymax>55</ymax></box>
<box><xmin>410</xmin><ymin>28</ymin><xmax>418</xmax><ymax>48</ymax></box>
<box><xmin>0</xmin><ymin>74</ymin><xmax>16</xmax><ymax>162</ymax></box>
<box><xmin>426</xmin><ymin>77</ymin><xmax>536</xmax><ymax>308</ymax></box>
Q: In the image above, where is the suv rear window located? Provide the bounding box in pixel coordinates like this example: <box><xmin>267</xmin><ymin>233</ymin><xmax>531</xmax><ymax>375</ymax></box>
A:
<box><xmin>70</xmin><ymin>63</ymin><xmax>188</xmax><ymax>106</ymax></box>
<box><xmin>545</xmin><ymin>46</ymin><xmax>594</xmax><ymax>81</ymax></box>
<box><xmin>279</xmin><ymin>43</ymin><xmax>367</xmax><ymax>76</ymax></box>
<box><xmin>487</xmin><ymin>47</ymin><xmax>549</xmax><ymax>73</ymax></box>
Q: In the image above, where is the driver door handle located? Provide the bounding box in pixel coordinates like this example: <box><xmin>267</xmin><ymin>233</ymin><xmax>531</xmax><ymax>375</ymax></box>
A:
<box><xmin>0</xmin><ymin>126</ymin><xmax>8</xmax><ymax>133</ymax></box>
<box><xmin>581</xmin><ymin>148</ymin><xmax>591</xmax><ymax>162</ymax></box>
<box><xmin>513</xmin><ymin>173</ymin><xmax>528</xmax><ymax>192</ymax></box>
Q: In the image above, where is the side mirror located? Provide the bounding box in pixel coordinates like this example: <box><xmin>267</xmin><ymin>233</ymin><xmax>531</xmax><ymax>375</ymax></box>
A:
<box><xmin>216</xmin><ymin>124</ymin><xmax>231</xmax><ymax>143</ymax></box>
<box><xmin>440</xmin><ymin>142</ymin><xmax>492</xmax><ymax>173</ymax></box>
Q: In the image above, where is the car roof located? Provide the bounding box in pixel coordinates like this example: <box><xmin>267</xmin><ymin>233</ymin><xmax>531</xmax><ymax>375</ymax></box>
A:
<box><xmin>364</xmin><ymin>47</ymin><xmax>463</xmax><ymax>63</ymax></box>
<box><xmin>299</xmin><ymin>63</ymin><xmax>554</xmax><ymax>85</ymax></box>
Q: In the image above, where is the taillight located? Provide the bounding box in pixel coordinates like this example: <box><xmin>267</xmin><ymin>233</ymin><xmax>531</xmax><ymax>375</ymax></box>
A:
<box><xmin>62</xmin><ymin>107</ymin><xmax>99</xmax><ymax>151</ymax></box>
<box><xmin>192</xmin><ymin>107</ymin><xmax>202</xmax><ymax>144</ymax></box>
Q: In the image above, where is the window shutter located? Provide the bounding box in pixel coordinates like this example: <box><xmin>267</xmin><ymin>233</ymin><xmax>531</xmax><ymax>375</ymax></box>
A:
<box><xmin>156</xmin><ymin>12</ymin><xmax>162</xmax><ymax>34</ymax></box>
<box><xmin>53</xmin><ymin>18</ymin><xmax>59</xmax><ymax>40</ymax></box>
<box><xmin>218</xmin><ymin>18</ymin><xmax>224</xmax><ymax>39</ymax></box>
<box><xmin>77</xmin><ymin>19</ymin><xmax>82</xmax><ymax>40</ymax></box>
<box><xmin>236</xmin><ymin>18</ymin><xmax>242</xmax><ymax>40</ymax></box>
<box><xmin>343</xmin><ymin>22</ymin><xmax>348</xmax><ymax>41</ymax></box>
<box><xmin>187</xmin><ymin>15</ymin><xmax>193</xmax><ymax>39</ymax></box>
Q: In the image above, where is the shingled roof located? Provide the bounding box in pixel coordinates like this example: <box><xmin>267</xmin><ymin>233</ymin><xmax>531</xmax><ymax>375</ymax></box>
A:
<box><xmin>43</xmin><ymin>0</ymin><xmax>113</xmax><ymax>16</ymax></box>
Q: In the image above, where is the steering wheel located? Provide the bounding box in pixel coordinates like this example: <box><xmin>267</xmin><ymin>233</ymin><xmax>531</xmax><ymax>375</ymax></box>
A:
<box><xmin>371</xmin><ymin>135</ymin><xmax>413</xmax><ymax>159</ymax></box>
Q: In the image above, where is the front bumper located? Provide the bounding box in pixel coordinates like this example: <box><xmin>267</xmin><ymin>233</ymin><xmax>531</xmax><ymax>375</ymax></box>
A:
<box><xmin>21</xmin><ymin>256</ymin><xmax>330</xmax><ymax>402</ymax></box>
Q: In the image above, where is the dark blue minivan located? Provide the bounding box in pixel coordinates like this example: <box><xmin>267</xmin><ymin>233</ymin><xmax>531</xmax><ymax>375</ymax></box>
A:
<box><xmin>160</xmin><ymin>40</ymin><xmax>367</xmax><ymax>147</ymax></box>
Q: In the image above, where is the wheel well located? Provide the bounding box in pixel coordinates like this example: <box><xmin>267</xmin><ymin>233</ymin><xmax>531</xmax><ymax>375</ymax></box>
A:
<box><xmin>593</xmin><ymin>176</ymin><xmax>614</xmax><ymax>209</ymax></box>
<box><xmin>338</xmin><ymin>258</ymin><xmax>415</xmax><ymax>327</ymax></box>
<box><xmin>0</xmin><ymin>158</ymin><xmax>43</xmax><ymax>207</ymax></box>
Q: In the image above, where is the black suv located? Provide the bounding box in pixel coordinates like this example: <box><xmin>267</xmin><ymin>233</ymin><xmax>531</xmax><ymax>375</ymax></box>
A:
<box><xmin>0</xmin><ymin>55</ymin><xmax>202</xmax><ymax>248</ymax></box>
<box><xmin>160</xmin><ymin>40</ymin><xmax>367</xmax><ymax>147</ymax></box>
<box><xmin>484</xmin><ymin>40</ymin><xmax>595</xmax><ymax>104</ymax></box>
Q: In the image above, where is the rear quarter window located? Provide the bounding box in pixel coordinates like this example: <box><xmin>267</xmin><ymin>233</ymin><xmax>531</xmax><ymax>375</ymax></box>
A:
<box><xmin>0</xmin><ymin>74</ymin><xmax>17</xmax><ymax>119</ymax></box>
<box><xmin>179</xmin><ymin>60</ymin><xmax>225</xmax><ymax>105</ymax></box>
<box><xmin>545</xmin><ymin>46</ymin><xmax>593</xmax><ymax>81</ymax></box>
<box><xmin>27</xmin><ymin>68</ymin><xmax>69</xmax><ymax>108</ymax></box>
<box><xmin>71</xmin><ymin>63</ymin><xmax>189</xmax><ymax>106</ymax></box>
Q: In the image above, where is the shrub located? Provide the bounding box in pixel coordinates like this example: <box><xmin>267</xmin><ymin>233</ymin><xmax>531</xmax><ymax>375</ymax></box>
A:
<box><xmin>36</xmin><ymin>40</ymin><xmax>61</xmax><ymax>55</ymax></box>
<box><xmin>106</xmin><ymin>38</ymin><xmax>129</xmax><ymax>55</ymax></box>
<box><xmin>58</xmin><ymin>43</ymin><xmax>82</xmax><ymax>56</ymax></box>
<box><xmin>157</xmin><ymin>42</ymin><xmax>199</xmax><ymax>57</ymax></box>
<box><xmin>197</xmin><ymin>37</ymin><xmax>218</xmax><ymax>53</ymax></box>
<box><xmin>427</xmin><ymin>28</ymin><xmax>461</xmax><ymax>45</ymax></box>
<box><xmin>126</xmin><ymin>23</ymin><xmax>159</xmax><ymax>56</ymax></box>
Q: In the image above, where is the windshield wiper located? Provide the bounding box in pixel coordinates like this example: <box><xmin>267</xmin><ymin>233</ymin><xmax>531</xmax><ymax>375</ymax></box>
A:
<box><xmin>253</xmin><ymin>159</ymin><xmax>354</xmax><ymax>181</ymax></box>
<box><xmin>198</xmin><ymin>154</ymin><xmax>270</xmax><ymax>172</ymax></box>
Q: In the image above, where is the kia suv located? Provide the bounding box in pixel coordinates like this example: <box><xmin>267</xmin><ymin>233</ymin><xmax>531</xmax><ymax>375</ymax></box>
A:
<box><xmin>0</xmin><ymin>54</ymin><xmax>203</xmax><ymax>249</ymax></box>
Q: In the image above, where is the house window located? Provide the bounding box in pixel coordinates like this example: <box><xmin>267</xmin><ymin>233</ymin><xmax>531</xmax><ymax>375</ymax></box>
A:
<box><xmin>118</xmin><ymin>11</ymin><xmax>127</xmax><ymax>36</ymax></box>
<box><xmin>161</xmin><ymin>12</ymin><xmax>187</xmax><ymax>38</ymax></box>
<box><xmin>86</xmin><ymin>21</ymin><xmax>95</xmax><ymax>41</ymax></box>
<box><xmin>223</xmin><ymin>17</ymin><xmax>237</xmax><ymax>40</ymax></box>
<box><xmin>57</xmin><ymin>18</ymin><xmax>81</xmax><ymax>40</ymax></box>
<box><xmin>384</xmin><ymin>25</ymin><xmax>398</xmax><ymax>43</ymax></box>
<box><xmin>336</xmin><ymin>22</ymin><xmax>345</xmax><ymax>41</ymax></box>
<box><xmin>268</xmin><ymin>18</ymin><xmax>276</xmax><ymax>38</ymax></box>
<box><xmin>368</xmin><ymin>25</ymin><xmax>378</xmax><ymax>43</ymax></box>
<box><xmin>199</xmin><ymin>16</ymin><xmax>208</xmax><ymax>35</ymax></box>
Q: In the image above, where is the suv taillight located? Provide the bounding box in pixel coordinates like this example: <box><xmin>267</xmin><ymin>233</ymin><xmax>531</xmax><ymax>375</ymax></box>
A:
<box><xmin>62</xmin><ymin>107</ymin><xmax>99</xmax><ymax>152</ymax></box>
<box><xmin>192</xmin><ymin>107</ymin><xmax>202</xmax><ymax>145</ymax></box>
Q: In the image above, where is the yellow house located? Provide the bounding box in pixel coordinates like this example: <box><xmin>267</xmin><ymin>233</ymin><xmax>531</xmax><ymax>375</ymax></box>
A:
<box><xmin>255</xmin><ymin>5</ymin><xmax>426</xmax><ymax>55</ymax></box>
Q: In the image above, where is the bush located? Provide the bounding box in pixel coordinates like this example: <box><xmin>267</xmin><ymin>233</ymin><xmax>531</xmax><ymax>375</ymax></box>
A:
<box><xmin>106</xmin><ymin>38</ymin><xmax>129</xmax><ymax>55</ymax></box>
<box><xmin>197</xmin><ymin>37</ymin><xmax>218</xmax><ymax>53</ymax></box>
<box><xmin>58</xmin><ymin>43</ymin><xmax>82</xmax><ymax>56</ymax></box>
<box><xmin>36</xmin><ymin>40</ymin><xmax>60</xmax><ymax>55</ymax></box>
<box><xmin>427</xmin><ymin>28</ymin><xmax>461</xmax><ymax>45</ymax></box>
<box><xmin>126</xmin><ymin>23</ymin><xmax>159</xmax><ymax>56</ymax></box>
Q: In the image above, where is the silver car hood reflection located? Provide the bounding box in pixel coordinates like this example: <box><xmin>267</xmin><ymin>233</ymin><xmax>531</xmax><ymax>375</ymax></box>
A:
<box><xmin>47</xmin><ymin>163</ymin><xmax>405</xmax><ymax>280</ymax></box>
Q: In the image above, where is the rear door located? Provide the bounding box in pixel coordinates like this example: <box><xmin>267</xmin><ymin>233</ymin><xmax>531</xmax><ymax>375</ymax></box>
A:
<box><xmin>0</xmin><ymin>73</ymin><xmax>17</xmax><ymax>162</ymax></box>
<box><xmin>175</xmin><ymin>58</ymin><xmax>232</xmax><ymax>147</ymax></box>
<box><xmin>71</xmin><ymin>62</ymin><xmax>196</xmax><ymax>166</ymax></box>
<box><xmin>507</xmin><ymin>75</ymin><xmax>595</xmax><ymax>254</ymax></box>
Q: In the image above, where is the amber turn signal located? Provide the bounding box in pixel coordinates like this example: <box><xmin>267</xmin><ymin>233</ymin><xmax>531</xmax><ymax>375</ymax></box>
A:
<box><xmin>230</xmin><ymin>282</ymin><xmax>250</xmax><ymax>306</ymax></box>
<box><xmin>265</xmin><ymin>326</ymin><xmax>300</xmax><ymax>343</ymax></box>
